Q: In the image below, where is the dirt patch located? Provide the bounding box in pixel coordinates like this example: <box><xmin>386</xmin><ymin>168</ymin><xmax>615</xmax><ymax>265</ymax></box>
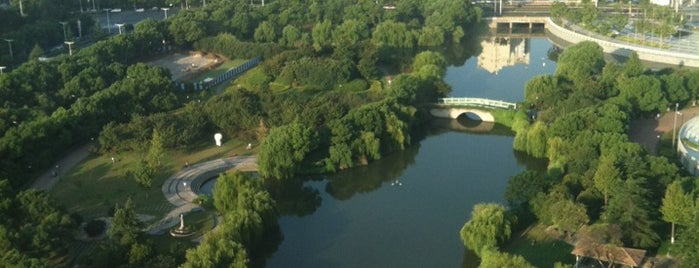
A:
<box><xmin>147</xmin><ymin>52</ymin><xmax>221</xmax><ymax>81</ymax></box>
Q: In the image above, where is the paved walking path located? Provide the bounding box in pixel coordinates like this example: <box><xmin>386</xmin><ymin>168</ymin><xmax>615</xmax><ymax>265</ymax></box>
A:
<box><xmin>31</xmin><ymin>143</ymin><xmax>94</xmax><ymax>191</ymax></box>
<box><xmin>629</xmin><ymin>107</ymin><xmax>699</xmax><ymax>155</ymax></box>
<box><xmin>146</xmin><ymin>155</ymin><xmax>258</xmax><ymax>234</ymax></box>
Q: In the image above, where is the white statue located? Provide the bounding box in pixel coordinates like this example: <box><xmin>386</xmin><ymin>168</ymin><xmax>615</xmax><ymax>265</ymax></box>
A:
<box><xmin>214</xmin><ymin>133</ymin><xmax>223</xmax><ymax>147</ymax></box>
<box><xmin>179</xmin><ymin>213</ymin><xmax>185</xmax><ymax>230</ymax></box>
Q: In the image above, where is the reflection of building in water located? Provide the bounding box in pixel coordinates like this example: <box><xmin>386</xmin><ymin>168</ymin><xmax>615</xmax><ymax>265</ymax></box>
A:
<box><xmin>477</xmin><ymin>37</ymin><xmax>530</xmax><ymax>74</ymax></box>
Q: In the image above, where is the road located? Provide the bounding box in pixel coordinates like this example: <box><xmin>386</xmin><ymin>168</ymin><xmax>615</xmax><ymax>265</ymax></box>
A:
<box><xmin>92</xmin><ymin>8</ymin><xmax>180</xmax><ymax>33</ymax></box>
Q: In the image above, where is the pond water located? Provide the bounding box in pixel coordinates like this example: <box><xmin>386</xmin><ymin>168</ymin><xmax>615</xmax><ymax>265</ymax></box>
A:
<box><xmin>261</xmin><ymin>33</ymin><xmax>559</xmax><ymax>267</ymax></box>
<box><xmin>187</xmin><ymin>29</ymin><xmax>563</xmax><ymax>266</ymax></box>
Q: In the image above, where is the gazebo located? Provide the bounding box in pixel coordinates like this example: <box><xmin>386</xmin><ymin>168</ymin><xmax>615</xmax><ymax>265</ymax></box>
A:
<box><xmin>571</xmin><ymin>243</ymin><xmax>647</xmax><ymax>268</ymax></box>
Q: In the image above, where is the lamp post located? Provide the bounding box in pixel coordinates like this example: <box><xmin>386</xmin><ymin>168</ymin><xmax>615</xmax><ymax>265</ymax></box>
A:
<box><xmin>59</xmin><ymin>21</ymin><xmax>69</xmax><ymax>42</ymax></box>
<box><xmin>3</xmin><ymin>39</ymin><xmax>13</xmax><ymax>58</ymax></box>
<box><xmin>115</xmin><ymin>23</ymin><xmax>125</xmax><ymax>34</ymax></box>
<box><xmin>104</xmin><ymin>9</ymin><xmax>111</xmax><ymax>34</ymax></box>
<box><xmin>673</xmin><ymin>103</ymin><xmax>679</xmax><ymax>149</ymax></box>
<box><xmin>64</xmin><ymin>41</ymin><xmax>75</xmax><ymax>56</ymax></box>
<box><xmin>0</xmin><ymin>66</ymin><xmax>6</xmax><ymax>74</ymax></box>
<box><xmin>161</xmin><ymin>7</ymin><xmax>170</xmax><ymax>19</ymax></box>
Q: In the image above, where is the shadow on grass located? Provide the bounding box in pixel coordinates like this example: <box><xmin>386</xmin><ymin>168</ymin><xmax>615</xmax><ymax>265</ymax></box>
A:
<box><xmin>504</xmin><ymin>224</ymin><xmax>575</xmax><ymax>268</ymax></box>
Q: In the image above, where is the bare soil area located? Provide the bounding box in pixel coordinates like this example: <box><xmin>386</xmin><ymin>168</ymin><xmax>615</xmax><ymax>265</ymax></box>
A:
<box><xmin>147</xmin><ymin>52</ymin><xmax>221</xmax><ymax>81</ymax></box>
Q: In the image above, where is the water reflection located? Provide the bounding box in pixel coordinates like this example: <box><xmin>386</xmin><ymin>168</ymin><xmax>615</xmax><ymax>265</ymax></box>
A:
<box><xmin>265</xmin><ymin>177</ymin><xmax>322</xmax><ymax>217</ymax></box>
<box><xmin>478</xmin><ymin>36</ymin><xmax>531</xmax><ymax>74</ymax></box>
<box><xmin>325</xmin><ymin>143</ymin><xmax>420</xmax><ymax>200</ymax></box>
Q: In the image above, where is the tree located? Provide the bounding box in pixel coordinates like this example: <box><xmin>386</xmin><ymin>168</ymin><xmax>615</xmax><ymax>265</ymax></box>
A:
<box><xmin>312</xmin><ymin>20</ymin><xmax>332</xmax><ymax>51</ymax></box>
<box><xmin>480</xmin><ymin>249</ymin><xmax>535</xmax><ymax>268</ymax></box>
<box><xmin>146</xmin><ymin>128</ymin><xmax>164</xmax><ymax>169</ymax></box>
<box><xmin>28</xmin><ymin>43</ymin><xmax>43</xmax><ymax>60</ymax></box>
<box><xmin>550</xmin><ymin>199</ymin><xmax>589</xmax><ymax>235</ymax></box>
<box><xmin>168</xmin><ymin>10</ymin><xmax>207</xmax><ymax>46</ymax></box>
<box><xmin>460</xmin><ymin>203</ymin><xmax>512</xmax><ymax>256</ymax></box>
<box><xmin>617</xmin><ymin>75</ymin><xmax>667</xmax><ymax>113</ymax></box>
<box><xmin>371</xmin><ymin>20</ymin><xmax>414</xmax><ymax>49</ymax></box>
<box><xmin>132</xmin><ymin>160</ymin><xmax>154</xmax><ymax>188</ymax></box>
<box><xmin>555</xmin><ymin>41</ymin><xmax>605</xmax><ymax>88</ymax></box>
<box><xmin>675</xmin><ymin>204</ymin><xmax>699</xmax><ymax>267</ymax></box>
<box><xmin>412</xmin><ymin>51</ymin><xmax>447</xmax><ymax>75</ymax></box>
<box><xmin>593</xmin><ymin>154</ymin><xmax>622</xmax><ymax>206</ymax></box>
<box><xmin>504</xmin><ymin>171</ymin><xmax>551</xmax><ymax>206</ymax></box>
<box><xmin>258</xmin><ymin>123</ymin><xmax>317</xmax><ymax>179</ymax></box>
<box><xmin>601</xmin><ymin>178</ymin><xmax>660</xmax><ymax>248</ymax></box>
<box><xmin>661</xmin><ymin>180</ymin><xmax>694</xmax><ymax>244</ymax></box>
<box><xmin>621</xmin><ymin>52</ymin><xmax>644</xmax><ymax>78</ymax></box>
<box><xmin>182</xmin><ymin>233</ymin><xmax>249</xmax><ymax>268</ymax></box>
<box><xmin>108</xmin><ymin>198</ymin><xmax>141</xmax><ymax>246</ymax></box>
<box><xmin>254</xmin><ymin>21</ymin><xmax>276</xmax><ymax>43</ymax></box>
<box><xmin>280</xmin><ymin>25</ymin><xmax>301</xmax><ymax>47</ymax></box>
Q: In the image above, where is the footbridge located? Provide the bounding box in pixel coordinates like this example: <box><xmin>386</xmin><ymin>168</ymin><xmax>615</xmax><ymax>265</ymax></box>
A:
<box><xmin>430</xmin><ymin>97</ymin><xmax>518</xmax><ymax>122</ymax></box>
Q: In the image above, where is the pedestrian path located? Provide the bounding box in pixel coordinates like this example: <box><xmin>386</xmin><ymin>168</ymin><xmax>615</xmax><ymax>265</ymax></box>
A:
<box><xmin>146</xmin><ymin>155</ymin><xmax>258</xmax><ymax>234</ymax></box>
<box><xmin>31</xmin><ymin>143</ymin><xmax>93</xmax><ymax>191</ymax></box>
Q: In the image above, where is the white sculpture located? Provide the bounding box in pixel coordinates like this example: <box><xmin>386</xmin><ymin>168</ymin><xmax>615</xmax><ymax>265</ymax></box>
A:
<box><xmin>214</xmin><ymin>133</ymin><xmax>223</xmax><ymax>147</ymax></box>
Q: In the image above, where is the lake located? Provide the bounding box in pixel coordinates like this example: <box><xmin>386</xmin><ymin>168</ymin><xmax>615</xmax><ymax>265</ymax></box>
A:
<box><xmin>263</xmin><ymin>33</ymin><xmax>558</xmax><ymax>267</ymax></box>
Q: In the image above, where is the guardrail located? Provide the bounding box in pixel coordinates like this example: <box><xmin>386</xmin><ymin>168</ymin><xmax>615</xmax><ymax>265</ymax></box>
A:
<box><xmin>437</xmin><ymin>97</ymin><xmax>517</xmax><ymax>109</ymax></box>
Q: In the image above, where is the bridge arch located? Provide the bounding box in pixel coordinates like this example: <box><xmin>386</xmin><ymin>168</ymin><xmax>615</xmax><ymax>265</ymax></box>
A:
<box><xmin>430</xmin><ymin>107</ymin><xmax>495</xmax><ymax>122</ymax></box>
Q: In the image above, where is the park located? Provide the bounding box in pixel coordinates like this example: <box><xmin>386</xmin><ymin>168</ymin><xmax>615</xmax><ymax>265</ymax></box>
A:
<box><xmin>2</xmin><ymin>0</ymin><xmax>699</xmax><ymax>267</ymax></box>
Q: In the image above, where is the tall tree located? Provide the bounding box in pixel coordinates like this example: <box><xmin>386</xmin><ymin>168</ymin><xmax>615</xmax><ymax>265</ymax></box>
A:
<box><xmin>146</xmin><ymin>128</ymin><xmax>164</xmax><ymax>169</ymax></box>
<box><xmin>661</xmin><ymin>180</ymin><xmax>694</xmax><ymax>244</ymax></box>
<box><xmin>593</xmin><ymin>154</ymin><xmax>621</xmax><ymax>206</ymax></box>
<box><xmin>108</xmin><ymin>198</ymin><xmax>141</xmax><ymax>247</ymax></box>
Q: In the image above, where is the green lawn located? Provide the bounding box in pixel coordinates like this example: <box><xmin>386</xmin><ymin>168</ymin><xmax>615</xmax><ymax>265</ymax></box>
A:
<box><xmin>504</xmin><ymin>224</ymin><xmax>576</xmax><ymax>268</ymax></box>
<box><xmin>50</xmin><ymin>138</ymin><xmax>256</xmax><ymax>223</ymax></box>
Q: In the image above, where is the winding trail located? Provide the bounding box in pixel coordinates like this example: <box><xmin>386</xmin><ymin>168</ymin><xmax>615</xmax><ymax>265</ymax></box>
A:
<box><xmin>146</xmin><ymin>155</ymin><xmax>258</xmax><ymax>234</ymax></box>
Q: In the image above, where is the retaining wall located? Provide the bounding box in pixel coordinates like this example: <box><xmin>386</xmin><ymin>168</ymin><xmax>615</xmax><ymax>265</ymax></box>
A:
<box><xmin>546</xmin><ymin>18</ymin><xmax>699</xmax><ymax>68</ymax></box>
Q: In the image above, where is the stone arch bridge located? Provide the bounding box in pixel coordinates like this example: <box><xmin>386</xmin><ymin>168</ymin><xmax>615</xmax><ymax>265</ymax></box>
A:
<box><xmin>430</xmin><ymin>97</ymin><xmax>518</xmax><ymax>122</ymax></box>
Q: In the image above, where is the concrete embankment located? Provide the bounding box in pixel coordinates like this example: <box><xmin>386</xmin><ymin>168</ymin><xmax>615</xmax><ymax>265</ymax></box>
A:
<box><xmin>546</xmin><ymin>18</ymin><xmax>699</xmax><ymax>68</ymax></box>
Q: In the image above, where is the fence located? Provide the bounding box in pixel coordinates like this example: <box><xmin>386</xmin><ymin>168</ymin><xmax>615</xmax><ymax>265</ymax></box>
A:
<box><xmin>174</xmin><ymin>57</ymin><xmax>261</xmax><ymax>91</ymax></box>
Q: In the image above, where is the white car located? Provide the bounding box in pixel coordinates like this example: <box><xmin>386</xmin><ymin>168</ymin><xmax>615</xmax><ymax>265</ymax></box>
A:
<box><xmin>135</xmin><ymin>8</ymin><xmax>145</xmax><ymax>12</ymax></box>
<box><xmin>110</xmin><ymin>8</ymin><xmax>122</xmax><ymax>12</ymax></box>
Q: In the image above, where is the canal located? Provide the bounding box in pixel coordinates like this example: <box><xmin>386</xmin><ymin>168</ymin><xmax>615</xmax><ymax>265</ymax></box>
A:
<box><xmin>262</xmin><ymin>31</ymin><xmax>559</xmax><ymax>267</ymax></box>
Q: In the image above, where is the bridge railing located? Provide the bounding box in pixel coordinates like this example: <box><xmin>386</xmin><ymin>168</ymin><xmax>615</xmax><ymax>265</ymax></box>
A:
<box><xmin>437</xmin><ymin>97</ymin><xmax>517</xmax><ymax>109</ymax></box>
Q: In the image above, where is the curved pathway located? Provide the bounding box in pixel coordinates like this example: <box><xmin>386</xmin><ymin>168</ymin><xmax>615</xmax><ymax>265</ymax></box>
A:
<box><xmin>147</xmin><ymin>155</ymin><xmax>258</xmax><ymax>234</ymax></box>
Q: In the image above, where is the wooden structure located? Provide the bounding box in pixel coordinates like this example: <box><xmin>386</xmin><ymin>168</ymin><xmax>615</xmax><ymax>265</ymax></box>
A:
<box><xmin>571</xmin><ymin>243</ymin><xmax>647</xmax><ymax>268</ymax></box>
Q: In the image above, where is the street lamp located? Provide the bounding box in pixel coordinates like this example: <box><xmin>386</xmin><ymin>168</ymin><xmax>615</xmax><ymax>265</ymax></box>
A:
<box><xmin>115</xmin><ymin>23</ymin><xmax>125</xmax><ymax>34</ymax></box>
<box><xmin>64</xmin><ymin>41</ymin><xmax>75</xmax><ymax>56</ymax></box>
<box><xmin>103</xmin><ymin>9</ymin><xmax>112</xmax><ymax>34</ymax></box>
<box><xmin>59</xmin><ymin>21</ymin><xmax>69</xmax><ymax>42</ymax></box>
<box><xmin>0</xmin><ymin>66</ymin><xmax>6</xmax><ymax>74</ymax></box>
<box><xmin>673</xmin><ymin>103</ymin><xmax>679</xmax><ymax>149</ymax></box>
<box><xmin>3</xmin><ymin>39</ymin><xmax>13</xmax><ymax>58</ymax></box>
<box><xmin>161</xmin><ymin>7</ymin><xmax>170</xmax><ymax>19</ymax></box>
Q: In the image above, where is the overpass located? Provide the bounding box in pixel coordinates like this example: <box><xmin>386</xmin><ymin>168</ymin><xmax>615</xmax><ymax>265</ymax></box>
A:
<box><xmin>430</xmin><ymin>97</ymin><xmax>518</xmax><ymax>122</ymax></box>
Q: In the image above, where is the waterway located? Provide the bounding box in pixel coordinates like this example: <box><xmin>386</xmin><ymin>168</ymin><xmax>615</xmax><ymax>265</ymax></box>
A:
<box><xmin>256</xmin><ymin>32</ymin><xmax>560</xmax><ymax>267</ymax></box>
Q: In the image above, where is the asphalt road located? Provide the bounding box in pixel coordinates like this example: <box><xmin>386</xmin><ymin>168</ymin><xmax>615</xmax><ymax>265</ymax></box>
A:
<box><xmin>92</xmin><ymin>7</ymin><xmax>180</xmax><ymax>33</ymax></box>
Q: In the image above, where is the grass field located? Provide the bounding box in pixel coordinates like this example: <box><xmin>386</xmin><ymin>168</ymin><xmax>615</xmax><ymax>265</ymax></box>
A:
<box><xmin>504</xmin><ymin>224</ymin><xmax>576</xmax><ymax>267</ymax></box>
<box><xmin>50</xmin><ymin>138</ymin><xmax>257</xmax><ymax>223</ymax></box>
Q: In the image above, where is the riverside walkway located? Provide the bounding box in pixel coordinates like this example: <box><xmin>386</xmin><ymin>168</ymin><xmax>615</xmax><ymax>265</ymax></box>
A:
<box><xmin>147</xmin><ymin>155</ymin><xmax>258</xmax><ymax>234</ymax></box>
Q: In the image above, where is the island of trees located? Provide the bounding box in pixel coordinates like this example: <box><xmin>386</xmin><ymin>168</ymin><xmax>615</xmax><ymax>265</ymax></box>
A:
<box><xmin>2</xmin><ymin>0</ymin><xmax>699</xmax><ymax>267</ymax></box>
